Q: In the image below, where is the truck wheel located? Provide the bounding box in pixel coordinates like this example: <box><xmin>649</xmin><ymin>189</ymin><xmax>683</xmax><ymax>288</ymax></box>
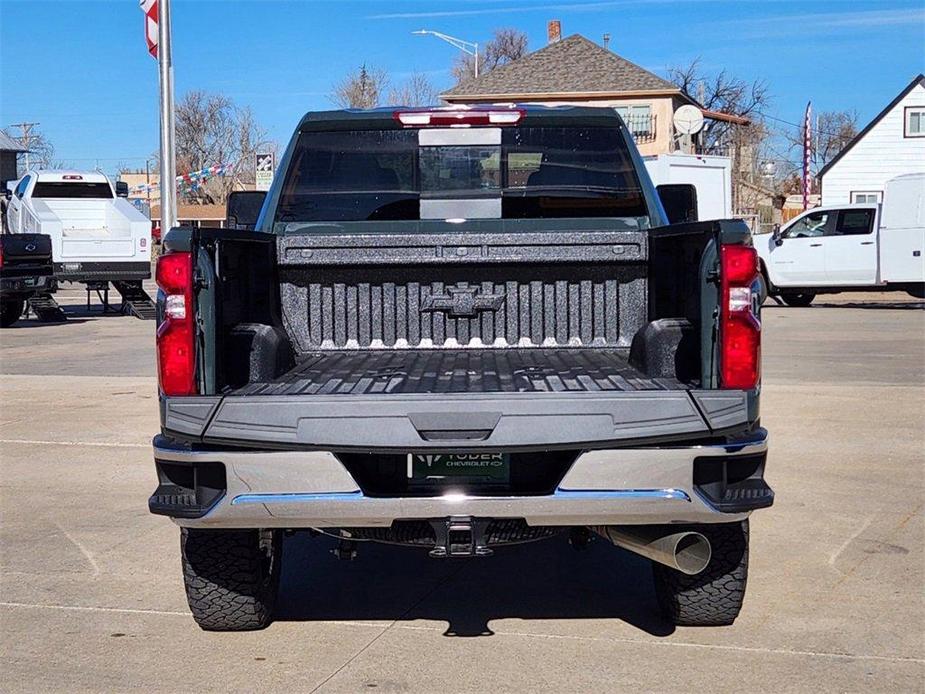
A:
<box><xmin>652</xmin><ymin>520</ymin><xmax>748</xmax><ymax>626</ymax></box>
<box><xmin>180</xmin><ymin>528</ymin><xmax>282</xmax><ymax>631</ymax></box>
<box><xmin>0</xmin><ymin>300</ymin><xmax>25</xmax><ymax>328</ymax></box>
<box><xmin>780</xmin><ymin>292</ymin><xmax>815</xmax><ymax>307</ymax></box>
<box><xmin>906</xmin><ymin>284</ymin><xmax>925</xmax><ymax>300</ymax></box>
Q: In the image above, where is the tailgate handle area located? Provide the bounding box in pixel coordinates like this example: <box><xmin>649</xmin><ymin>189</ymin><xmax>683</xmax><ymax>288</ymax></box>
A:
<box><xmin>409</xmin><ymin>412</ymin><xmax>502</xmax><ymax>442</ymax></box>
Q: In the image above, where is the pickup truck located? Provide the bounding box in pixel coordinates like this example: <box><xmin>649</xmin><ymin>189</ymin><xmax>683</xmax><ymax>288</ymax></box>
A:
<box><xmin>757</xmin><ymin>173</ymin><xmax>925</xmax><ymax>306</ymax></box>
<box><xmin>4</xmin><ymin>170</ymin><xmax>156</xmax><ymax>317</ymax></box>
<box><xmin>149</xmin><ymin>106</ymin><xmax>772</xmax><ymax>631</ymax></box>
<box><xmin>0</xmin><ymin>232</ymin><xmax>55</xmax><ymax>327</ymax></box>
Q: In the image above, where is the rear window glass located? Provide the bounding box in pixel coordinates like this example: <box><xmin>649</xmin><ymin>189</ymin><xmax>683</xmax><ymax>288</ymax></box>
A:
<box><xmin>32</xmin><ymin>182</ymin><xmax>113</xmax><ymax>199</ymax></box>
<box><xmin>274</xmin><ymin>126</ymin><xmax>646</xmax><ymax>224</ymax></box>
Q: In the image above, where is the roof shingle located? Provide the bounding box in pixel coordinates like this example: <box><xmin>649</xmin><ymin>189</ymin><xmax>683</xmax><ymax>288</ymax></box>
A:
<box><xmin>0</xmin><ymin>131</ymin><xmax>27</xmax><ymax>152</ymax></box>
<box><xmin>442</xmin><ymin>34</ymin><xmax>679</xmax><ymax>99</ymax></box>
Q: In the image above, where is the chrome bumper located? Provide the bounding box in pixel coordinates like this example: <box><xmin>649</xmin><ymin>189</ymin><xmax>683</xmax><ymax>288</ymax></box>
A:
<box><xmin>153</xmin><ymin>430</ymin><xmax>768</xmax><ymax>529</ymax></box>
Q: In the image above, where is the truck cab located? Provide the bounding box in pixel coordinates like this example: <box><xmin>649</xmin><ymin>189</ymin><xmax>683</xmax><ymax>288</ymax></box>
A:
<box><xmin>756</xmin><ymin>173</ymin><xmax>925</xmax><ymax>305</ymax></box>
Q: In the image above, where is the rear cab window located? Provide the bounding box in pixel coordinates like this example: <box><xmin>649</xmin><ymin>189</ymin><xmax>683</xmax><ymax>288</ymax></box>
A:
<box><xmin>31</xmin><ymin>181</ymin><xmax>113</xmax><ymax>199</ymax></box>
<box><xmin>273</xmin><ymin>119</ymin><xmax>648</xmax><ymax>227</ymax></box>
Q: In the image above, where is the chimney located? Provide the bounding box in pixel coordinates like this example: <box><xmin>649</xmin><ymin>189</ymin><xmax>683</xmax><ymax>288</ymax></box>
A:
<box><xmin>547</xmin><ymin>20</ymin><xmax>561</xmax><ymax>44</ymax></box>
<box><xmin>602</xmin><ymin>33</ymin><xmax>611</xmax><ymax>50</ymax></box>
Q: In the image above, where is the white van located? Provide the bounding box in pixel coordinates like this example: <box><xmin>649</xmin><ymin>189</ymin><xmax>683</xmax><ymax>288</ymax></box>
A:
<box><xmin>756</xmin><ymin>173</ymin><xmax>925</xmax><ymax>305</ymax></box>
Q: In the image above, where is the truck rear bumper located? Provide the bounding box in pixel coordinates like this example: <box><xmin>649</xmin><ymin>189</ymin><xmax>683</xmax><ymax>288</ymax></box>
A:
<box><xmin>1</xmin><ymin>274</ymin><xmax>55</xmax><ymax>299</ymax></box>
<box><xmin>150</xmin><ymin>428</ymin><xmax>771</xmax><ymax>528</ymax></box>
<box><xmin>54</xmin><ymin>261</ymin><xmax>150</xmax><ymax>282</ymax></box>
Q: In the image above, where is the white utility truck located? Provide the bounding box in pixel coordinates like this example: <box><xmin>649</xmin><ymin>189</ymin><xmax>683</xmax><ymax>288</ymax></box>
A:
<box><xmin>644</xmin><ymin>153</ymin><xmax>732</xmax><ymax>223</ymax></box>
<box><xmin>3</xmin><ymin>170</ymin><xmax>155</xmax><ymax>318</ymax></box>
<box><xmin>756</xmin><ymin>173</ymin><xmax>925</xmax><ymax>306</ymax></box>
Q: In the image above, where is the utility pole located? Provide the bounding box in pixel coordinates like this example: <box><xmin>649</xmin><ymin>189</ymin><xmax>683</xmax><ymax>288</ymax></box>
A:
<box><xmin>157</xmin><ymin>0</ymin><xmax>178</xmax><ymax>231</ymax></box>
<box><xmin>8</xmin><ymin>122</ymin><xmax>39</xmax><ymax>170</ymax></box>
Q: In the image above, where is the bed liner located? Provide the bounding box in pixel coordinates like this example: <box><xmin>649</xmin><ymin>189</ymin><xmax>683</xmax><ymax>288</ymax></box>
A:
<box><xmin>232</xmin><ymin>348</ymin><xmax>682</xmax><ymax>396</ymax></box>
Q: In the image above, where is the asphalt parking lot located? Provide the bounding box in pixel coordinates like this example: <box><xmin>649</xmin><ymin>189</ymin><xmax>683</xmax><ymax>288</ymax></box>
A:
<box><xmin>1</xmin><ymin>286</ymin><xmax>923</xmax><ymax>692</ymax></box>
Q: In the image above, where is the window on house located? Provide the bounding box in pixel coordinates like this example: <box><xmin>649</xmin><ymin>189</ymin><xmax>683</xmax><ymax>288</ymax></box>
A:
<box><xmin>614</xmin><ymin>105</ymin><xmax>653</xmax><ymax>138</ymax></box>
<box><xmin>906</xmin><ymin>107</ymin><xmax>925</xmax><ymax>137</ymax></box>
<box><xmin>851</xmin><ymin>191</ymin><xmax>882</xmax><ymax>204</ymax></box>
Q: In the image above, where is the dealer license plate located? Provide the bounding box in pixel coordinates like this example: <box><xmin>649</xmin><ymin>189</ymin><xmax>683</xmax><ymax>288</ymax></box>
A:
<box><xmin>408</xmin><ymin>453</ymin><xmax>510</xmax><ymax>484</ymax></box>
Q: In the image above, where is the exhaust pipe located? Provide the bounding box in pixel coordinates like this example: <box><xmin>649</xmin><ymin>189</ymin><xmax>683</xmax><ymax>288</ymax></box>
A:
<box><xmin>592</xmin><ymin>525</ymin><xmax>711</xmax><ymax>575</ymax></box>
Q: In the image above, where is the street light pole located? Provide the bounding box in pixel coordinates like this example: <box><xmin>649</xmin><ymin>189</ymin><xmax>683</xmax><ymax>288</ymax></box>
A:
<box><xmin>412</xmin><ymin>30</ymin><xmax>479</xmax><ymax>79</ymax></box>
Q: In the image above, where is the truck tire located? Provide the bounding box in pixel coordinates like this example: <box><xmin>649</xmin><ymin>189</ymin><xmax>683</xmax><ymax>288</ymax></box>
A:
<box><xmin>0</xmin><ymin>300</ymin><xmax>25</xmax><ymax>328</ymax></box>
<box><xmin>180</xmin><ymin>528</ymin><xmax>282</xmax><ymax>631</ymax></box>
<box><xmin>780</xmin><ymin>292</ymin><xmax>815</xmax><ymax>307</ymax></box>
<box><xmin>756</xmin><ymin>274</ymin><xmax>769</xmax><ymax>306</ymax></box>
<box><xmin>652</xmin><ymin>520</ymin><xmax>748</xmax><ymax>626</ymax></box>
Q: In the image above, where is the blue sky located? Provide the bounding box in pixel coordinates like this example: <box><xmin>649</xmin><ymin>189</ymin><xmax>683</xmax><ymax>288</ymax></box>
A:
<box><xmin>1</xmin><ymin>0</ymin><xmax>923</xmax><ymax>175</ymax></box>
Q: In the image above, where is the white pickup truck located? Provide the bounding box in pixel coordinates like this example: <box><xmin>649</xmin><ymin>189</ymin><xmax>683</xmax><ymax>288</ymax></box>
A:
<box><xmin>4</xmin><ymin>170</ymin><xmax>151</xmax><ymax>285</ymax></box>
<box><xmin>757</xmin><ymin>173</ymin><xmax>925</xmax><ymax>306</ymax></box>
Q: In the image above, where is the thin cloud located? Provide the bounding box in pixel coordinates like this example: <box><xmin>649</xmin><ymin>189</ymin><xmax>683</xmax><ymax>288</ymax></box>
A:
<box><xmin>367</xmin><ymin>1</ymin><xmax>672</xmax><ymax>20</ymax></box>
<box><xmin>717</xmin><ymin>7</ymin><xmax>925</xmax><ymax>36</ymax></box>
<box><xmin>367</xmin><ymin>0</ymin><xmax>849</xmax><ymax>20</ymax></box>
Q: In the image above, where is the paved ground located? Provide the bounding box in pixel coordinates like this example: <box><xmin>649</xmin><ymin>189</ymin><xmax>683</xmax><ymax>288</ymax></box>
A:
<box><xmin>1</xmin><ymin>287</ymin><xmax>923</xmax><ymax>692</ymax></box>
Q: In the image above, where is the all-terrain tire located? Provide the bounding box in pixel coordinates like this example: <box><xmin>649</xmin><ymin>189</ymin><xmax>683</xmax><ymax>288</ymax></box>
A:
<box><xmin>756</xmin><ymin>273</ymin><xmax>769</xmax><ymax>306</ymax></box>
<box><xmin>180</xmin><ymin>528</ymin><xmax>282</xmax><ymax>631</ymax></box>
<box><xmin>780</xmin><ymin>292</ymin><xmax>815</xmax><ymax>307</ymax></box>
<box><xmin>0</xmin><ymin>299</ymin><xmax>24</xmax><ymax>328</ymax></box>
<box><xmin>653</xmin><ymin>520</ymin><xmax>749</xmax><ymax>626</ymax></box>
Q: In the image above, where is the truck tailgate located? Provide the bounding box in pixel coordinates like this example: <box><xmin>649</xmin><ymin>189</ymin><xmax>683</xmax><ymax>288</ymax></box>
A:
<box><xmin>163</xmin><ymin>381</ymin><xmax>749</xmax><ymax>452</ymax></box>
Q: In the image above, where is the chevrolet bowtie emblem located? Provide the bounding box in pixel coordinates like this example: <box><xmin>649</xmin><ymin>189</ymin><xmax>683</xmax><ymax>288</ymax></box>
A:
<box><xmin>421</xmin><ymin>287</ymin><xmax>505</xmax><ymax>318</ymax></box>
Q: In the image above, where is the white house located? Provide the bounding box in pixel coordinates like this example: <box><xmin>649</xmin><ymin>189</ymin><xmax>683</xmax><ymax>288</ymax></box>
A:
<box><xmin>819</xmin><ymin>74</ymin><xmax>925</xmax><ymax>206</ymax></box>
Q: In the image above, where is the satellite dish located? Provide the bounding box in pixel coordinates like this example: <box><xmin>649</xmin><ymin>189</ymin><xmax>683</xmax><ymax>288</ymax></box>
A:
<box><xmin>673</xmin><ymin>105</ymin><xmax>704</xmax><ymax>135</ymax></box>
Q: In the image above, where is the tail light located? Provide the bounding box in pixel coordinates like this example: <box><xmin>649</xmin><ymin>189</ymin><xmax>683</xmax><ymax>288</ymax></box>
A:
<box><xmin>156</xmin><ymin>251</ymin><xmax>196</xmax><ymax>396</ymax></box>
<box><xmin>719</xmin><ymin>244</ymin><xmax>761</xmax><ymax>390</ymax></box>
<box><xmin>393</xmin><ymin>108</ymin><xmax>524</xmax><ymax>127</ymax></box>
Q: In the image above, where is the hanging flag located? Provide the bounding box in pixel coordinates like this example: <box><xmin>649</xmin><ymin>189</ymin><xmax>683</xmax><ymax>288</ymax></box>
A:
<box><xmin>140</xmin><ymin>0</ymin><xmax>158</xmax><ymax>58</ymax></box>
<box><xmin>802</xmin><ymin>101</ymin><xmax>812</xmax><ymax>211</ymax></box>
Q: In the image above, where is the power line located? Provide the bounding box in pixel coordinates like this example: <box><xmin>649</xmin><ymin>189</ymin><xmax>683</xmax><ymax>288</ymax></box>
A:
<box><xmin>756</xmin><ymin>110</ymin><xmax>858</xmax><ymax>140</ymax></box>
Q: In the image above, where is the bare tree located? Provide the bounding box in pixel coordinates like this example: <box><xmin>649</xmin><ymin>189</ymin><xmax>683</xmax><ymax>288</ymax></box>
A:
<box><xmin>4</xmin><ymin>126</ymin><xmax>56</xmax><ymax>171</ymax></box>
<box><xmin>452</xmin><ymin>28</ymin><xmax>529</xmax><ymax>83</ymax></box>
<box><xmin>331</xmin><ymin>65</ymin><xmax>389</xmax><ymax>109</ymax></box>
<box><xmin>167</xmin><ymin>90</ymin><xmax>273</xmax><ymax>204</ymax></box>
<box><xmin>668</xmin><ymin>58</ymin><xmax>775</xmax><ymax>217</ymax></box>
<box><xmin>784</xmin><ymin>109</ymin><xmax>858</xmax><ymax>173</ymax></box>
<box><xmin>388</xmin><ymin>72</ymin><xmax>439</xmax><ymax>107</ymax></box>
<box><xmin>668</xmin><ymin>58</ymin><xmax>771</xmax><ymax>154</ymax></box>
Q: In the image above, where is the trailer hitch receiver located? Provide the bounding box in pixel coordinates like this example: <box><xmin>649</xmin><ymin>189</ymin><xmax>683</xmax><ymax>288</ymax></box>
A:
<box><xmin>428</xmin><ymin>517</ymin><xmax>493</xmax><ymax>558</ymax></box>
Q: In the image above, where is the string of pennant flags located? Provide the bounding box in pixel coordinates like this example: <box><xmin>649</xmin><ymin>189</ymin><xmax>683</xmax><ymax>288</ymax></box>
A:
<box><xmin>130</xmin><ymin>162</ymin><xmax>231</xmax><ymax>195</ymax></box>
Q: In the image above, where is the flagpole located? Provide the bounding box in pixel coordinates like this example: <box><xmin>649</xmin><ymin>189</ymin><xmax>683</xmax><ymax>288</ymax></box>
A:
<box><xmin>157</xmin><ymin>0</ymin><xmax>177</xmax><ymax>231</ymax></box>
<box><xmin>802</xmin><ymin>101</ymin><xmax>812</xmax><ymax>212</ymax></box>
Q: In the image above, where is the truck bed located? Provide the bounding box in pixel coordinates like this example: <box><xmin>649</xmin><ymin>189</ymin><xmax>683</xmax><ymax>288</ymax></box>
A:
<box><xmin>165</xmin><ymin>222</ymin><xmax>751</xmax><ymax>451</ymax></box>
<box><xmin>233</xmin><ymin>348</ymin><xmax>683</xmax><ymax>396</ymax></box>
